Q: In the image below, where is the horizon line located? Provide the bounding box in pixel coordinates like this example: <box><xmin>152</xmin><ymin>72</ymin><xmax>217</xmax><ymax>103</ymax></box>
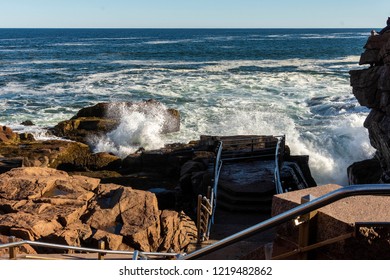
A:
<box><xmin>0</xmin><ymin>27</ymin><xmax>375</xmax><ymax>30</ymax></box>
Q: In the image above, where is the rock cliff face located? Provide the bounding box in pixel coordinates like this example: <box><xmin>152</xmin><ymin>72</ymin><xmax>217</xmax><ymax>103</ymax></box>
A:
<box><xmin>348</xmin><ymin>30</ymin><xmax>390</xmax><ymax>184</ymax></box>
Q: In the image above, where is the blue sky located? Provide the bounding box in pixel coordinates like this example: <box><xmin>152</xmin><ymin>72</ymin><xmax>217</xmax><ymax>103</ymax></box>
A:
<box><xmin>1</xmin><ymin>0</ymin><xmax>389</xmax><ymax>28</ymax></box>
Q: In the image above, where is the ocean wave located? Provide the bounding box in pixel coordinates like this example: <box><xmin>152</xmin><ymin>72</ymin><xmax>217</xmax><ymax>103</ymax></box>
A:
<box><xmin>8</xmin><ymin>59</ymin><xmax>97</xmax><ymax>65</ymax></box>
<box><xmin>144</xmin><ymin>39</ymin><xmax>204</xmax><ymax>45</ymax></box>
<box><xmin>1</xmin><ymin>57</ymin><xmax>359</xmax><ymax>100</ymax></box>
<box><xmin>0</xmin><ymin>49</ymin><xmax>370</xmax><ymax>184</ymax></box>
<box><xmin>49</xmin><ymin>42</ymin><xmax>97</xmax><ymax>47</ymax></box>
<box><xmin>81</xmin><ymin>37</ymin><xmax>148</xmax><ymax>41</ymax></box>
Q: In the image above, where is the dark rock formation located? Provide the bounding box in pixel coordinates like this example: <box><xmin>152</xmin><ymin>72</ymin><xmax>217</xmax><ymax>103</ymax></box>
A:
<box><xmin>20</xmin><ymin>120</ymin><xmax>35</xmax><ymax>126</ymax></box>
<box><xmin>347</xmin><ymin>158</ymin><xmax>382</xmax><ymax>184</ymax></box>
<box><xmin>349</xmin><ymin>30</ymin><xmax>390</xmax><ymax>183</ymax></box>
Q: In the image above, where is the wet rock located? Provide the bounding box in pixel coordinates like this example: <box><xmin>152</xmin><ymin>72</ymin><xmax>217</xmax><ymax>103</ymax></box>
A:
<box><xmin>87</xmin><ymin>152</ymin><xmax>122</xmax><ymax>171</ymax></box>
<box><xmin>53</xmin><ymin>117</ymin><xmax>118</xmax><ymax>143</ymax></box>
<box><xmin>0</xmin><ymin>157</ymin><xmax>23</xmax><ymax>174</ymax></box>
<box><xmin>122</xmin><ymin>153</ymin><xmax>143</xmax><ymax>173</ymax></box>
<box><xmin>379</xmin><ymin>32</ymin><xmax>390</xmax><ymax>64</ymax></box>
<box><xmin>347</xmin><ymin>158</ymin><xmax>382</xmax><ymax>184</ymax></box>
<box><xmin>21</xmin><ymin>120</ymin><xmax>35</xmax><ymax>126</ymax></box>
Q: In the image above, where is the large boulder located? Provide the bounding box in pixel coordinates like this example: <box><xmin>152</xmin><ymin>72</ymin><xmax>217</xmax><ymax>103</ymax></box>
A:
<box><xmin>119</xmin><ymin>187</ymin><xmax>161</xmax><ymax>251</ymax></box>
<box><xmin>0</xmin><ymin>167</ymin><xmax>99</xmax><ymax>244</ymax></box>
<box><xmin>52</xmin><ymin>100</ymin><xmax>180</xmax><ymax>143</ymax></box>
<box><xmin>159</xmin><ymin>210</ymin><xmax>197</xmax><ymax>252</ymax></box>
<box><xmin>85</xmin><ymin>184</ymin><xmax>161</xmax><ymax>251</ymax></box>
<box><xmin>347</xmin><ymin>158</ymin><xmax>382</xmax><ymax>184</ymax></box>
<box><xmin>84</xmin><ymin>183</ymin><xmax>197</xmax><ymax>252</ymax></box>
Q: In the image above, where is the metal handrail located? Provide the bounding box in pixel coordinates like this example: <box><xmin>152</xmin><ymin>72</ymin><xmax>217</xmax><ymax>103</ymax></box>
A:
<box><xmin>208</xmin><ymin>141</ymin><xmax>223</xmax><ymax>235</ymax></box>
<box><xmin>181</xmin><ymin>184</ymin><xmax>390</xmax><ymax>259</ymax></box>
<box><xmin>274</xmin><ymin>136</ymin><xmax>284</xmax><ymax>194</ymax></box>
<box><xmin>0</xmin><ymin>240</ymin><xmax>180</xmax><ymax>259</ymax></box>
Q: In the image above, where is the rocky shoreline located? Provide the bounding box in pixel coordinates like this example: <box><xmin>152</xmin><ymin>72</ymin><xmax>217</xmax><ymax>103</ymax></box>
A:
<box><xmin>1</xmin><ymin>30</ymin><xmax>390</xmax><ymax>258</ymax></box>
<box><xmin>0</xmin><ymin>99</ymin><xmax>316</xmax><ymax>256</ymax></box>
<box><xmin>0</xmin><ymin>100</ymin><xmax>197</xmax><ymax>255</ymax></box>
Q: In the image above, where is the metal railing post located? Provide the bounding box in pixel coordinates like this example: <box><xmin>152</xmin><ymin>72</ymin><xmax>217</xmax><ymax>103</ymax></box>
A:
<box><xmin>98</xmin><ymin>240</ymin><xmax>105</xmax><ymax>260</ymax></box>
<box><xmin>296</xmin><ymin>194</ymin><xmax>318</xmax><ymax>260</ymax></box>
<box><xmin>211</xmin><ymin>141</ymin><xmax>223</xmax><ymax>226</ymax></box>
<box><xmin>132</xmin><ymin>250</ymin><xmax>139</xmax><ymax>260</ymax></box>
<box><xmin>8</xmin><ymin>236</ymin><xmax>16</xmax><ymax>260</ymax></box>
<box><xmin>0</xmin><ymin>240</ymin><xmax>178</xmax><ymax>259</ymax></box>
<box><xmin>197</xmin><ymin>194</ymin><xmax>202</xmax><ymax>243</ymax></box>
<box><xmin>274</xmin><ymin>136</ymin><xmax>284</xmax><ymax>194</ymax></box>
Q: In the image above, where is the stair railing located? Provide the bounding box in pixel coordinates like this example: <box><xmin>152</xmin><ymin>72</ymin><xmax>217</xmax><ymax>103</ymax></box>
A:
<box><xmin>182</xmin><ymin>184</ymin><xmax>390</xmax><ymax>259</ymax></box>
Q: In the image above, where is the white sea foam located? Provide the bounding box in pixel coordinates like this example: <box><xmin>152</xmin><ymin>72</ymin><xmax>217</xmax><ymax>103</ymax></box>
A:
<box><xmin>7</xmin><ymin>59</ymin><xmax>97</xmax><ymax>66</ymax></box>
<box><xmin>89</xmin><ymin>103</ymin><xmax>172</xmax><ymax>158</ymax></box>
<box><xmin>167</xmin><ymin>104</ymin><xmax>372</xmax><ymax>186</ymax></box>
<box><xmin>0</xmin><ymin>55</ymin><xmax>372</xmax><ymax>185</ymax></box>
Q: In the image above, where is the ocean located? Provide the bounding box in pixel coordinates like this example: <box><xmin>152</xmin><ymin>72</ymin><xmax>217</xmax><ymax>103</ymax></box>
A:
<box><xmin>0</xmin><ymin>28</ymin><xmax>374</xmax><ymax>185</ymax></box>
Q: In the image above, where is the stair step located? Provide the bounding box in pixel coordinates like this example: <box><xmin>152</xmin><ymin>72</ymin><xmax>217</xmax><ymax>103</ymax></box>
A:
<box><xmin>217</xmin><ymin>199</ymin><xmax>272</xmax><ymax>212</ymax></box>
<box><xmin>218</xmin><ymin>188</ymin><xmax>273</xmax><ymax>204</ymax></box>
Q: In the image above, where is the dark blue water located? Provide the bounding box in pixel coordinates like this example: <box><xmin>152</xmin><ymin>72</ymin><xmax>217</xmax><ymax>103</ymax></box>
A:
<box><xmin>0</xmin><ymin>28</ymin><xmax>374</xmax><ymax>184</ymax></box>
